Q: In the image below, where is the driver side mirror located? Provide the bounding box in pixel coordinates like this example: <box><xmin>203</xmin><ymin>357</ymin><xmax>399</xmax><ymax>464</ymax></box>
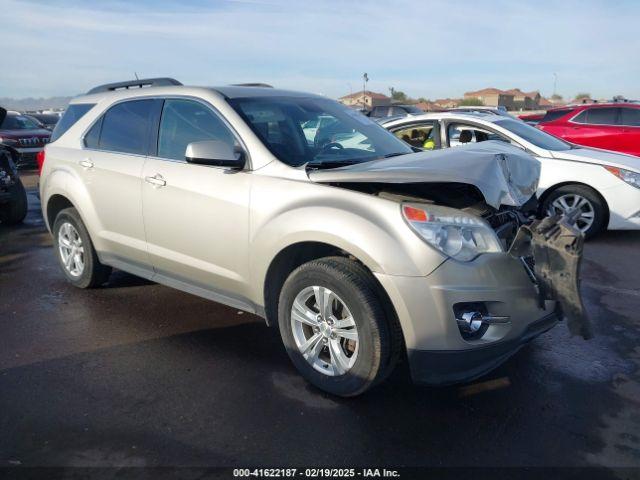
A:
<box><xmin>185</xmin><ymin>140</ymin><xmax>245</xmax><ymax>169</ymax></box>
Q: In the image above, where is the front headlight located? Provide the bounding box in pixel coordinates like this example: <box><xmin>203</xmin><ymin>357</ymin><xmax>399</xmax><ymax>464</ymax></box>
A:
<box><xmin>604</xmin><ymin>166</ymin><xmax>640</xmax><ymax>190</ymax></box>
<box><xmin>402</xmin><ymin>203</ymin><xmax>503</xmax><ymax>262</ymax></box>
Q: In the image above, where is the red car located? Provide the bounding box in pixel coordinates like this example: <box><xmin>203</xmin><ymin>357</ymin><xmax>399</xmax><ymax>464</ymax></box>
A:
<box><xmin>537</xmin><ymin>103</ymin><xmax>640</xmax><ymax>156</ymax></box>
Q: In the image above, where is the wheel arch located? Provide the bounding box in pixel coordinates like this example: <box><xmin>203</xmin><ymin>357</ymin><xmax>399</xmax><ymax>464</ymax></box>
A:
<box><xmin>46</xmin><ymin>194</ymin><xmax>76</xmax><ymax>231</ymax></box>
<box><xmin>538</xmin><ymin>181</ymin><xmax>610</xmax><ymax>222</ymax></box>
<box><xmin>262</xmin><ymin>241</ymin><xmax>402</xmax><ymax>345</ymax></box>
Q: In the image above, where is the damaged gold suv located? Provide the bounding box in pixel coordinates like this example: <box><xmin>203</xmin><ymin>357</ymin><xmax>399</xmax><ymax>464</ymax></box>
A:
<box><xmin>39</xmin><ymin>78</ymin><xmax>589</xmax><ymax>396</ymax></box>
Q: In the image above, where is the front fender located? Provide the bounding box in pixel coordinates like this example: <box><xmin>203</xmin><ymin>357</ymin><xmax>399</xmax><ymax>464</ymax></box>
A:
<box><xmin>247</xmin><ymin>177</ymin><xmax>447</xmax><ymax>306</ymax></box>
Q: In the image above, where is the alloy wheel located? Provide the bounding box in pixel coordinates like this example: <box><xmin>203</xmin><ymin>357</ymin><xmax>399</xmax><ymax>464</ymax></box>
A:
<box><xmin>290</xmin><ymin>286</ymin><xmax>359</xmax><ymax>376</ymax></box>
<box><xmin>547</xmin><ymin>193</ymin><xmax>595</xmax><ymax>233</ymax></box>
<box><xmin>58</xmin><ymin>222</ymin><xmax>85</xmax><ymax>277</ymax></box>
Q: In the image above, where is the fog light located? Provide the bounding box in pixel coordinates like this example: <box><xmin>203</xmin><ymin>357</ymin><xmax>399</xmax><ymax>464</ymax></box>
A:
<box><xmin>457</xmin><ymin>311</ymin><xmax>484</xmax><ymax>333</ymax></box>
<box><xmin>454</xmin><ymin>305</ymin><xmax>511</xmax><ymax>340</ymax></box>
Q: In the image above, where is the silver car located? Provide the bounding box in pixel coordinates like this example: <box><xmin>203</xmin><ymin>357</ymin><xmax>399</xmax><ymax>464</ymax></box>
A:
<box><xmin>39</xmin><ymin>78</ymin><xmax>588</xmax><ymax>396</ymax></box>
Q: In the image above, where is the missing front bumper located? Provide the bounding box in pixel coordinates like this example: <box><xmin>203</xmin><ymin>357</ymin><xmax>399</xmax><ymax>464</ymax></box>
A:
<box><xmin>509</xmin><ymin>213</ymin><xmax>591</xmax><ymax>339</ymax></box>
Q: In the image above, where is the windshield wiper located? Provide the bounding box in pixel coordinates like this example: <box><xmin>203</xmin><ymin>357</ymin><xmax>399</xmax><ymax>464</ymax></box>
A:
<box><xmin>305</xmin><ymin>158</ymin><xmax>362</xmax><ymax>170</ymax></box>
<box><xmin>383</xmin><ymin>152</ymin><xmax>408</xmax><ymax>158</ymax></box>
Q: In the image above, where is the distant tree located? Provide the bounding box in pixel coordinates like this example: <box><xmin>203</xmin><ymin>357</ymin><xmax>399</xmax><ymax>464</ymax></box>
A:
<box><xmin>458</xmin><ymin>97</ymin><xmax>484</xmax><ymax>106</ymax></box>
<box><xmin>388</xmin><ymin>87</ymin><xmax>409</xmax><ymax>102</ymax></box>
<box><xmin>417</xmin><ymin>97</ymin><xmax>430</xmax><ymax>103</ymax></box>
<box><xmin>575</xmin><ymin>92</ymin><xmax>591</xmax><ymax>100</ymax></box>
<box><xmin>551</xmin><ymin>93</ymin><xmax>563</xmax><ymax>101</ymax></box>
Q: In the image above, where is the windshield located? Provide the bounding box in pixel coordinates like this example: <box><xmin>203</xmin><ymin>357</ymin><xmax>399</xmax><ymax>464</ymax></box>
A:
<box><xmin>229</xmin><ymin>96</ymin><xmax>412</xmax><ymax>167</ymax></box>
<box><xmin>1</xmin><ymin>114</ymin><xmax>41</xmax><ymax>130</ymax></box>
<box><xmin>494</xmin><ymin>118</ymin><xmax>571</xmax><ymax>151</ymax></box>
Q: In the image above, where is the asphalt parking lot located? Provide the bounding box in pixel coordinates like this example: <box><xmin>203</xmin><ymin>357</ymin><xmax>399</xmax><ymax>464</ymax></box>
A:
<box><xmin>1</xmin><ymin>173</ymin><xmax>640</xmax><ymax>472</ymax></box>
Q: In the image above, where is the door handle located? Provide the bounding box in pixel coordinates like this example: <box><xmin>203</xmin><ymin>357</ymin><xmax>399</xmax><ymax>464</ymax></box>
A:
<box><xmin>79</xmin><ymin>159</ymin><xmax>94</xmax><ymax>169</ymax></box>
<box><xmin>145</xmin><ymin>174</ymin><xmax>166</xmax><ymax>187</ymax></box>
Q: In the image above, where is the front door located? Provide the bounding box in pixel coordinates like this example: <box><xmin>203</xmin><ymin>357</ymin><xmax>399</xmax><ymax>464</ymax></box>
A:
<box><xmin>141</xmin><ymin>98</ymin><xmax>252</xmax><ymax>303</ymax></box>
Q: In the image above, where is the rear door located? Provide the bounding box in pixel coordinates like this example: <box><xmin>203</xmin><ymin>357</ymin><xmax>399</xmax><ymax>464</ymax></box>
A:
<box><xmin>618</xmin><ymin>107</ymin><xmax>640</xmax><ymax>156</ymax></box>
<box><xmin>81</xmin><ymin>98</ymin><xmax>161</xmax><ymax>273</ymax></box>
<box><xmin>141</xmin><ymin>98</ymin><xmax>251</xmax><ymax>303</ymax></box>
<box><xmin>565</xmin><ymin>107</ymin><xmax>622</xmax><ymax>150</ymax></box>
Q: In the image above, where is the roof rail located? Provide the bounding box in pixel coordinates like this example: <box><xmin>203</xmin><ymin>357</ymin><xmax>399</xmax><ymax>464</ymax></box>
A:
<box><xmin>87</xmin><ymin>78</ymin><xmax>182</xmax><ymax>95</ymax></box>
<box><xmin>231</xmin><ymin>83</ymin><xmax>274</xmax><ymax>88</ymax></box>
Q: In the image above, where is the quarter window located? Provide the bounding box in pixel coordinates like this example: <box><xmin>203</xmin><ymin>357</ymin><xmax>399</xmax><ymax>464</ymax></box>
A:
<box><xmin>98</xmin><ymin>99</ymin><xmax>158</xmax><ymax>155</ymax></box>
<box><xmin>157</xmin><ymin>99</ymin><xmax>237</xmax><ymax>161</ymax></box>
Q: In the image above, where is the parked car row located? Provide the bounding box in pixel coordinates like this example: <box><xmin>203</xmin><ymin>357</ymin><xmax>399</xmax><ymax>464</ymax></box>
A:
<box><xmin>38</xmin><ymin>78</ymin><xmax>591</xmax><ymax>396</ymax></box>
<box><xmin>379</xmin><ymin>111</ymin><xmax>640</xmax><ymax>237</ymax></box>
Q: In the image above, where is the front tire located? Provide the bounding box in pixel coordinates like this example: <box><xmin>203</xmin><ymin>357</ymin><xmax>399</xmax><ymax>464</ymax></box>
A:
<box><xmin>278</xmin><ymin>257</ymin><xmax>398</xmax><ymax>397</ymax></box>
<box><xmin>542</xmin><ymin>185</ymin><xmax>607</xmax><ymax>238</ymax></box>
<box><xmin>53</xmin><ymin>207</ymin><xmax>112</xmax><ymax>288</ymax></box>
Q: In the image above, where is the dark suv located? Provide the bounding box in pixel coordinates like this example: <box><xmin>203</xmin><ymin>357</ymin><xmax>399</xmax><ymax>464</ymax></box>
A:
<box><xmin>0</xmin><ymin>108</ymin><xmax>28</xmax><ymax>225</ymax></box>
<box><xmin>0</xmin><ymin>110</ymin><xmax>51</xmax><ymax>169</ymax></box>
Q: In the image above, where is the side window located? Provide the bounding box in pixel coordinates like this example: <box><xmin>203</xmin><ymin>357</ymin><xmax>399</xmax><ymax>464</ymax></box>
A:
<box><xmin>99</xmin><ymin>99</ymin><xmax>157</xmax><ymax>155</ymax></box>
<box><xmin>372</xmin><ymin>107</ymin><xmax>388</xmax><ymax>117</ymax></box>
<box><xmin>447</xmin><ymin>123</ymin><xmax>509</xmax><ymax>147</ymax></box>
<box><xmin>158</xmin><ymin>99</ymin><xmax>236</xmax><ymax>161</ymax></box>
<box><xmin>574</xmin><ymin>107</ymin><xmax>619</xmax><ymax>126</ymax></box>
<box><xmin>393</xmin><ymin>123</ymin><xmax>437</xmax><ymax>150</ymax></box>
<box><xmin>620</xmin><ymin>107</ymin><xmax>640</xmax><ymax>127</ymax></box>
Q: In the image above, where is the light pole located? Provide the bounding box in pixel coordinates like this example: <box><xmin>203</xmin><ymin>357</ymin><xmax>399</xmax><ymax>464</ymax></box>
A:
<box><xmin>363</xmin><ymin>73</ymin><xmax>369</xmax><ymax>109</ymax></box>
<box><xmin>553</xmin><ymin>72</ymin><xmax>558</xmax><ymax>97</ymax></box>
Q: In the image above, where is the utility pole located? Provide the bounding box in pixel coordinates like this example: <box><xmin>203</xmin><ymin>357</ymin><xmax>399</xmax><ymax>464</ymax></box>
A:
<box><xmin>553</xmin><ymin>72</ymin><xmax>558</xmax><ymax>97</ymax></box>
<box><xmin>363</xmin><ymin>73</ymin><xmax>369</xmax><ymax>110</ymax></box>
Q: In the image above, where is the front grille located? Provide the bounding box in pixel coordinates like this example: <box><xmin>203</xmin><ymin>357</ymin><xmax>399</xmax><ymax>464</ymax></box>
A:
<box><xmin>18</xmin><ymin>137</ymin><xmax>48</xmax><ymax>146</ymax></box>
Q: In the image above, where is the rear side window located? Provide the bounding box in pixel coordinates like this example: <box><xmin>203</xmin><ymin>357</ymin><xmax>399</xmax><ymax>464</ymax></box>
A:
<box><xmin>573</xmin><ymin>107</ymin><xmax>619</xmax><ymax>126</ymax></box>
<box><xmin>50</xmin><ymin>104</ymin><xmax>95</xmax><ymax>142</ymax></box>
<box><xmin>541</xmin><ymin>109</ymin><xmax>572</xmax><ymax>123</ymax></box>
<box><xmin>98</xmin><ymin>99</ymin><xmax>158</xmax><ymax>155</ymax></box>
<box><xmin>620</xmin><ymin>107</ymin><xmax>640</xmax><ymax>126</ymax></box>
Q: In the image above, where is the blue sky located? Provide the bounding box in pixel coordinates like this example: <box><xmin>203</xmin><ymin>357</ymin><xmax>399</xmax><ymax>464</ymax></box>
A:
<box><xmin>2</xmin><ymin>0</ymin><xmax>640</xmax><ymax>100</ymax></box>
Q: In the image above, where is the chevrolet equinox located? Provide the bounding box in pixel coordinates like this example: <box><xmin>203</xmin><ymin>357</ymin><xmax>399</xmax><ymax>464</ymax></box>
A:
<box><xmin>39</xmin><ymin>78</ymin><xmax>589</xmax><ymax>396</ymax></box>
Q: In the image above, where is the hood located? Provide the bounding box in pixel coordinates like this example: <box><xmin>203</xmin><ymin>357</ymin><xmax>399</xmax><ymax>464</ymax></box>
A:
<box><xmin>308</xmin><ymin>141</ymin><xmax>540</xmax><ymax>209</ymax></box>
<box><xmin>551</xmin><ymin>147</ymin><xmax>640</xmax><ymax>173</ymax></box>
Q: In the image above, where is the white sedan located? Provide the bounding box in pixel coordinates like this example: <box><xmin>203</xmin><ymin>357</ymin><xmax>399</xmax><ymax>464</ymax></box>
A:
<box><xmin>380</xmin><ymin>112</ymin><xmax>640</xmax><ymax>237</ymax></box>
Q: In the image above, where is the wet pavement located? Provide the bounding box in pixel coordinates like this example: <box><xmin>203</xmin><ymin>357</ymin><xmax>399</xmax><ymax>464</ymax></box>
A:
<box><xmin>1</xmin><ymin>173</ymin><xmax>640</xmax><ymax>471</ymax></box>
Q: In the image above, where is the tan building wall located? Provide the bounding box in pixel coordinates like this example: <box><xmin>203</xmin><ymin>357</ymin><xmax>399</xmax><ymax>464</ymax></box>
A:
<box><xmin>339</xmin><ymin>92</ymin><xmax>391</xmax><ymax>109</ymax></box>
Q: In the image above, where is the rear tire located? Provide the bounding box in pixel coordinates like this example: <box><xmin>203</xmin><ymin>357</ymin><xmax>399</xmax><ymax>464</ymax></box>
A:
<box><xmin>53</xmin><ymin>207</ymin><xmax>112</xmax><ymax>288</ymax></box>
<box><xmin>542</xmin><ymin>185</ymin><xmax>607</xmax><ymax>239</ymax></box>
<box><xmin>0</xmin><ymin>179</ymin><xmax>28</xmax><ymax>225</ymax></box>
<box><xmin>278</xmin><ymin>256</ymin><xmax>399</xmax><ymax>397</ymax></box>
